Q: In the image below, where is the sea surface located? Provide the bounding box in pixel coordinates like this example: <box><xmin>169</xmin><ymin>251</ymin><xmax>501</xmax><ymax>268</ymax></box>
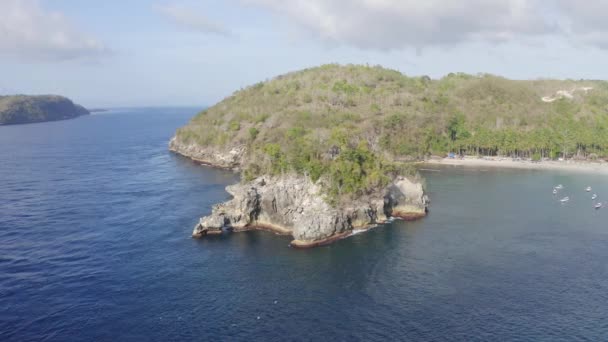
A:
<box><xmin>1</xmin><ymin>108</ymin><xmax>608</xmax><ymax>341</ymax></box>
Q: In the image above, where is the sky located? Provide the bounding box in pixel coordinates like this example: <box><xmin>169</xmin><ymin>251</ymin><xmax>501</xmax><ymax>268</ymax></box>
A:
<box><xmin>2</xmin><ymin>0</ymin><xmax>608</xmax><ymax>107</ymax></box>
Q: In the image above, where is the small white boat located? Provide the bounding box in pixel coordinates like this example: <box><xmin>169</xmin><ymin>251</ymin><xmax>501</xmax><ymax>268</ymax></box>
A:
<box><xmin>553</xmin><ymin>189</ymin><xmax>558</xmax><ymax>194</ymax></box>
<box><xmin>555</xmin><ymin>184</ymin><xmax>564</xmax><ymax>190</ymax></box>
<box><xmin>586</xmin><ymin>186</ymin><xmax>592</xmax><ymax>192</ymax></box>
<box><xmin>592</xmin><ymin>194</ymin><xmax>598</xmax><ymax>200</ymax></box>
<box><xmin>595</xmin><ymin>203</ymin><xmax>603</xmax><ymax>209</ymax></box>
<box><xmin>560</xmin><ymin>197</ymin><xmax>570</xmax><ymax>203</ymax></box>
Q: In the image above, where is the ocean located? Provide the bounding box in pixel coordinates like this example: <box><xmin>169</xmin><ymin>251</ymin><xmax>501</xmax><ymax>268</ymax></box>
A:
<box><xmin>1</xmin><ymin>108</ymin><xmax>607</xmax><ymax>341</ymax></box>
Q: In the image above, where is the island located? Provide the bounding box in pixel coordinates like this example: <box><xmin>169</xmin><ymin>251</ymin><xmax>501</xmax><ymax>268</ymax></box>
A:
<box><xmin>170</xmin><ymin>64</ymin><xmax>608</xmax><ymax>247</ymax></box>
<box><xmin>170</xmin><ymin>64</ymin><xmax>431</xmax><ymax>247</ymax></box>
<box><xmin>0</xmin><ymin>95</ymin><xmax>89</xmax><ymax>125</ymax></box>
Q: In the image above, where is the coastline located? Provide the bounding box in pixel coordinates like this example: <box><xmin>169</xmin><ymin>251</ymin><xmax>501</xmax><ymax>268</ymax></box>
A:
<box><xmin>423</xmin><ymin>157</ymin><xmax>608</xmax><ymax>175</ymax></box>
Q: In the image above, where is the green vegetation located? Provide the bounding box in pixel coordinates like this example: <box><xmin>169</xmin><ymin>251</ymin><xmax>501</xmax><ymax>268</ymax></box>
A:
<box><xmin>248</xmin><ymin>127</ymin><xmax>259</xmax><ymax>140</ymax></box>
<box><xmin>176</xmin><ymin>64</ymin><xmax>608</xmax><ymax>200</ymax></box>
<box><xmin>0</xmin><ymin>95</ymin><xmax>89</xmax><ymax>125</ymax></box>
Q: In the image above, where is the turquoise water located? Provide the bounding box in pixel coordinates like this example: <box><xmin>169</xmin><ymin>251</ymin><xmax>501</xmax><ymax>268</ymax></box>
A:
<box><xmin>1</xmin><ymin>108</ymin><xmax>607</xmax><ymax>341</ymax></box>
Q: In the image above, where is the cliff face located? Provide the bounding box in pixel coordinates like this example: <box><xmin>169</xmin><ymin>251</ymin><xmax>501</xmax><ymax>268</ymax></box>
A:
<box><xmin>169</xmin><ymin>136</ymin><xmax>245</xmax><ymax>169</ymax></box>
<box><xmin>192</xmin><ymin>174</ymin><xmax>428</xmax><ymax>248</ymax></box>
<box><xmin>0</xmin><ymin>95</ymin><xmax>89</xmax><ymax>125</ymax></box>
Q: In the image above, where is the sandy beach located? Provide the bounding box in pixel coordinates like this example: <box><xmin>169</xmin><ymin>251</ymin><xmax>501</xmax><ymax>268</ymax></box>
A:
<box><xmin>422</xmin><ymin>157</ymin><xmax>608</xmax><ymax>175</ymax></box>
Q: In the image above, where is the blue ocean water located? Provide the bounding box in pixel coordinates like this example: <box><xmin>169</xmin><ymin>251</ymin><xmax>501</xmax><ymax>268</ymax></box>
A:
<box><xmin>1</xmin><ymin>108</ymin><xmax>608</xmax><ymax>341</ymax></box>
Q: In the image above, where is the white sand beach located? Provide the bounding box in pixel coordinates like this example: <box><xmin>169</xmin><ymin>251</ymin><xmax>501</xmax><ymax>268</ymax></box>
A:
<box><xmin>423</xmin><ymin>157</ymin><xmax>608</xmax><ymax>175</ymax></box>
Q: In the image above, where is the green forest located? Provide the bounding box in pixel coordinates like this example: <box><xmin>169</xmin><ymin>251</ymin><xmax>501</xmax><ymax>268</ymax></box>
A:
<box><xmin>175</xmin><ymin>64</ymin><xmax>608</xmax><ymax>200</ymax></box>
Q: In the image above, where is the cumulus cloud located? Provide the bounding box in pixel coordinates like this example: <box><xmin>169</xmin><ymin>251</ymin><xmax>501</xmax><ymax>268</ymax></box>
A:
<box><xmin>242</xmin><ymin>0</ymin><xmax>608</xmax><ymax>51</ymax></box>
<box><xmin>0</xmin><ymin>0</ymin><xmax>107</xmax><ymax>61</ymax></box>
<box><xmin>157</xmin><ymin>4</ymin><xmax>233</xmax><ymax>37</ymax></box>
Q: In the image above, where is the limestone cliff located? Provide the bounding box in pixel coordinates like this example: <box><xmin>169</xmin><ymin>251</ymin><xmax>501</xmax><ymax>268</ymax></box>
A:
<box><xmin>191</xmin><ymin>174</ymin><xmax>428</xmax><ymax>248</ymax></box>
<box><xmin>169</xmin><ymin>136</ymin><xmax>245</xmax><ymax>170</ymax></box>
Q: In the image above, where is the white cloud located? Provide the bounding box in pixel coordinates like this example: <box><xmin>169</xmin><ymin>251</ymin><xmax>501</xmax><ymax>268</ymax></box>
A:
<box><xmin>243</xmin><ymin>0</ymin><xmax>554</xmax><ymax>50</ymax></box>
<box><xmin>242</xmin><ymin>0</ymin><xmax>608</xmax><ymax>51</ymax></box>
<box><xmin>157</xmin><ymin>4</ymin><xmax>233</xmax><ymax>37</ymax></box>
<box><xmin>0</xmin><ymin>0</ymin><xmax>108</xmax><ymax>61</ymax></box>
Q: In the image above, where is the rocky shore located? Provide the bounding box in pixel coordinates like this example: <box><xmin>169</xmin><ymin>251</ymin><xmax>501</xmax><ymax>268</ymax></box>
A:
<box><xmin>170</xmin><ymin>137</ymin><xmax>429</xmax><ymax>248</ymax></box>
<box><xmin>169</xmin><ymin>137</ymin><xmax>245</xmax><ymax>170</ymax></box>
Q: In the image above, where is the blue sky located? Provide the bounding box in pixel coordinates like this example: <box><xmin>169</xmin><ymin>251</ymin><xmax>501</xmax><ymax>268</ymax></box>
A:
<box><xmin>1</xmin><ymin>0</ymin><xmax>608</xmax><ymax>107</ymax></box>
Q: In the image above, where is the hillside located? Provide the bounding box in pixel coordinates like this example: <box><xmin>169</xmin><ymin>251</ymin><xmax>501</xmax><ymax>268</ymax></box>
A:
<box><xmin>172</xmin><ymin>64</ymin><xmax>608</xmax><ymax>198</ymax></box>
<box><xmin>0</xmin><ymin>95</ymin><xmax>89</xmax><ymax>125</ymax></box>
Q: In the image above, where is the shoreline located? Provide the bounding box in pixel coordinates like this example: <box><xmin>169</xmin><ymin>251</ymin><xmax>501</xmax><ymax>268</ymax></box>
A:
<box><xmin>194</xmin><ymin>217</ymin><xmax>426</xmax><ymax>249</ymax></box>
<box><xmin>423</xmin><ymin>157</ymin><xmax>608</xmax><ymax>175</ymax></box>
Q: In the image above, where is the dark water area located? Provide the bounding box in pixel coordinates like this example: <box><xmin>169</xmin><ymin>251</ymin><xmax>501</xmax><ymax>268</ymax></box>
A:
<box><xmin>1</xmin><ymin>109</ymin><xmax>607</xmax><ymax>341</ymax></box>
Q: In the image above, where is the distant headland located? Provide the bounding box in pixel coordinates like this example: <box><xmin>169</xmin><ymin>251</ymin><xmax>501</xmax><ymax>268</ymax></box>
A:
<box><xmin>0</xmin><ymin>95</ymin><xmax>89</xmax><ymax>125</ymax></box>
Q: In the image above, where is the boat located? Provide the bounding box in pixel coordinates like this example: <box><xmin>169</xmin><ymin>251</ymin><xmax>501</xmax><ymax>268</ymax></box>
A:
<box><xmin>560</xmin><ymin>197</ymin><xmax>570</xmax><ymax>203</ymax></box>
<box><xmin>555</xmin><ymin>184</ymin><xmax>564</xmax><ymax>190</ymax></box>
<box><xmin>592</xmin><ymin>194</ymin><xmax>598</xmax><ymax>200</ymax></box>
<box><xmin>595</xmin><ymin>203</ymin><xmax>603</xmax><ymax>209</ymax></box>
<box><xmin>586</xmin><ymin>186</ymin><xmax>592</xmax><ymax>192</ymax></box>
<box><xmin>553</xmin><ymin>189</ymin><xmax>558</xmax><ymax>194</ymax></box>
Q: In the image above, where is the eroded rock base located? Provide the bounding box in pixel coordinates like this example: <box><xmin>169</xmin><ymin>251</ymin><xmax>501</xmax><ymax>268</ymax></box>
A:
<box><xmin>192</xmin><ymin>175</ymin><xmax>428</xmax><ymax>248</ymax></box>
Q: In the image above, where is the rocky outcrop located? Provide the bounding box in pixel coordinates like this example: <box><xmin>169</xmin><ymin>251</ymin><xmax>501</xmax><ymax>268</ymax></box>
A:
<box><xmin>169</xmin><ymin>114</ymin><xmax>430</xmax><ymax>248</ymax></box>
<box><xmin>169</xmin><ymin>136</ymin><xmax>245</xmax><ymax>170</ymax></box>
<box><xmin>192</xmin><ymin>175</ymin><xmax>428</xmax><ymax>248</ymax></box>
<box><xmin>0</xmin><ymin>95</ymin><xmax>89</xmax><ymax>125</ymax></box>
<box><xmin>385</xmin><ymin>177</ymin><xmax>428</xmax><ymax>220</ymax></box>
<box><xmin>541</xmin><ymin>87</ymin><xmax>593</xmax><ymax>103</ymax></box>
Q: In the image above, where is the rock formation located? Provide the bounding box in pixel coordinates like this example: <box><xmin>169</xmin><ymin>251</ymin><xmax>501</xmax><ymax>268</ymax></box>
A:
<box><xmin>191</xmin><ymin>174</ymin><xmax>428</xmax><ymax>248</ymax></box>
<box><xmin>169</xmin><ymin>137</ymin><xmax>245</xmax><ymax>170</ymax></box>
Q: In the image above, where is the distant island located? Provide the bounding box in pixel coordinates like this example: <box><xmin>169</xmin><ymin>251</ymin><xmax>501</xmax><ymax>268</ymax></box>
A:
<box><xmin>0</xmin><ymin>95</ymin><xmax>89</xmax><ymax>125</ymax></box>
<box><xmin>170</xmin><ymin>64</ymin><xmax>608</xmax><ymax>247</ymax></box>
